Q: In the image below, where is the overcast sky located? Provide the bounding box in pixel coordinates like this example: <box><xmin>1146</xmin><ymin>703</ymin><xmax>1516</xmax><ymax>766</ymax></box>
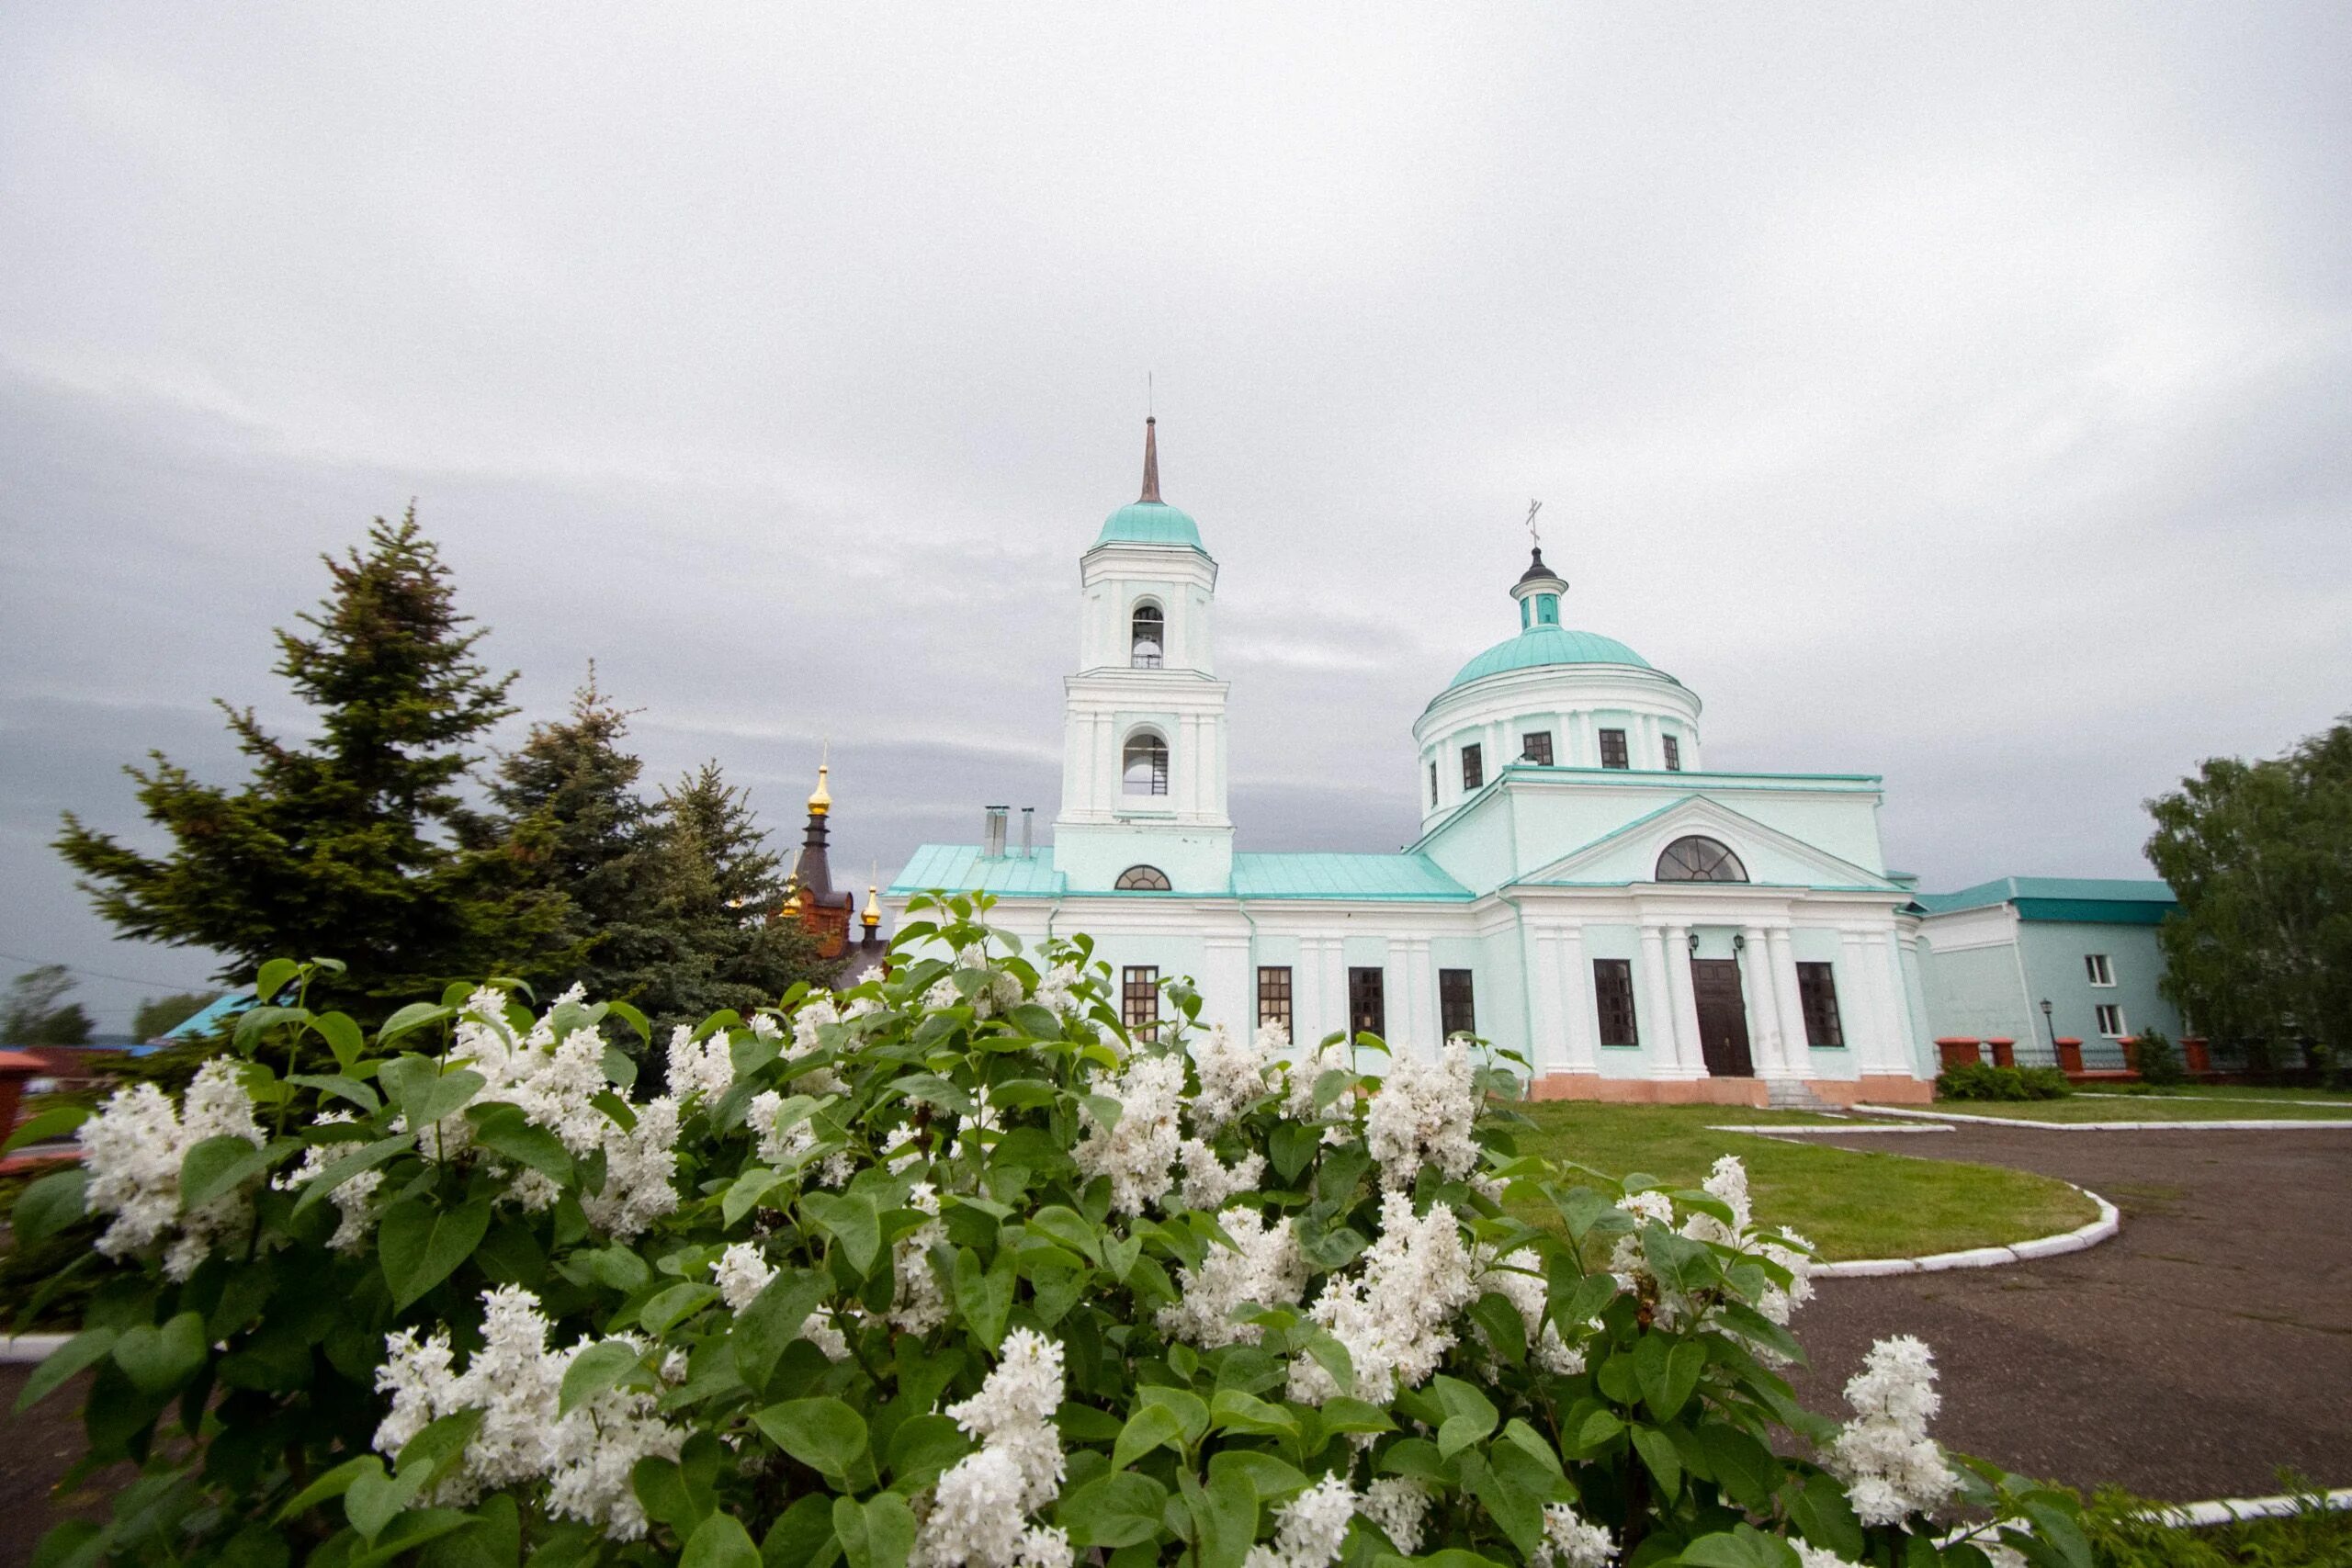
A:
<box><xmin>4</xmin><ymin>5</ymin><xmax>2347</xmax><ymax>1032</ymax></box>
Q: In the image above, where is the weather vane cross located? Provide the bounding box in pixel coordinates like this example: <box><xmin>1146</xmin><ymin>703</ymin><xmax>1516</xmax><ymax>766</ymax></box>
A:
<box><xmin>1524</xmin><ymin>499</ymin><xmax>1544</xmax><ymax>550</ymax></box>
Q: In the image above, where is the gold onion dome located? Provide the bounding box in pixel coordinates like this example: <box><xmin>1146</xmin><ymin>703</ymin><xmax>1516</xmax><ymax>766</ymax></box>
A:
<box><xmin>808</xmin><ymin>763</ymin><xmax>832</xmax><ymax>817</ymax></box>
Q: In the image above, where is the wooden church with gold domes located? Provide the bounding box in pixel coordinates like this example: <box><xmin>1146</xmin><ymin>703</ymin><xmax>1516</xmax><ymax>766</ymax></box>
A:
<box><xmin>781</xmin><ymin>761</ymin><xmax>889</xmax><ymax>982</ymax></box>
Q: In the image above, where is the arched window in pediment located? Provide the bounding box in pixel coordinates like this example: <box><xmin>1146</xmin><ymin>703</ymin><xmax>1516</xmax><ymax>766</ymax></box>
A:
<box><xmin>1115</xmin><ymin>864</ymin><xmax>1171</xmax><ymax>890</ymax></box>
<box><xmin>1656</xmin><ymin>835</ymin><xmax>1747</xmax><ymax>884</ymax></box>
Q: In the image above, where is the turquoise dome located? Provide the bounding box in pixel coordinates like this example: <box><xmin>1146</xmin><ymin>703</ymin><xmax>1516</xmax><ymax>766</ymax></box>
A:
<box><xmin>1445</xmin><ymin>625</ymin><xmax>1657</xmax><ymax>691</ymax></box>
<box><xmin>1093</xmin><ymin>501</ymin><xmax>1206</xmax><ymax>552</ymax></box>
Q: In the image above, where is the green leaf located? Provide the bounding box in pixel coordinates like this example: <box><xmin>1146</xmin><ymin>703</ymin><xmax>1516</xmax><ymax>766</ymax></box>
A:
<box><xmin>1498</xmin><ymin>1418</ymin><xmax>1564</xmax><ymax>1477</ymax></box>
<box><xmin>681</xmin><ymin>1515</ymin><xmax>762</xmax><ymax>1568</ymax></box>
<box><xmin>1208</xmin><ymin>1389</ymin><xmax>1297</xmax><ymax>1438</ymax></box>
<box><xmin>1636</xmin><ymin>1337</ymin><xmax>1707</xmax><ymax>1423</ymax></box>
<box><xmin>255</xmin><ymin>958</ymin><xmax>302</xmax><ymax>1005</ymax></box>
<box><xmin>1790</xmin><ymin>1472</ymin><xmax>1865</xmax><ymax>1560</ymax></box>
<box><xmin>605</xmin><ymin>999</ymin><xmax>651</xmax><ymax>1046</ymax></box>
<box><xmin>347</xmin><ymin>1457</ymin><xmax>428</xmax><ymax>1540</ymax></box>
<box><xmin>310</xmin><ymin>1011</ymin><xmax>367</xmax><ymax>1070</ymax></box>
<box><xmin>1437</xmin><ymin>1415</ymin><xmax>1490</xmax><ymax>1461</ymax></box>
<box><xmin>378</xmin><ymin>1002</ymin><xmax>454</xmax><ymax>1048</ymax></box>
<box><xmin>1630</xmin><ymin>1424</ymin><xmax>1682</xmax><ymax>1501</ymax></box>
<box><xmin>1575</xmin><ymin>1407</ymin><xmax>1623</xmax><ymax>1451</ymax></box>
<box><xmin>12</xmin><ymin>1167</ymin><xmax>86</xmax><ymax>1247</ymax></box>
<box><xmin>111</xmin><ymin>1311</ymin><xmax>208</xmax><ymax>1394</ymax></box>
<box><xmin>952</xmin><ymin>1246</ymin><xmax>1015</xmax><ymax>1349</ymax></box>
<box><xmin>802</xmin><ymin>1190</ymin><xmax>882</xmax><ymax>1276</ymax></box>
<box><xmin>1468</xmin><ymin>1292</ymin><xmax>1527</xmax><ymax>1367</ymax></box>
<box><xmin>1026</xmin><ymin>1205</ymin><xmax>1102</xmax><ymax>1265</ymax></box>
<box><xmin>725</xmin><ymin>1168</ymin><xmax>785</xmax><ymax>1227</ymax></box>
<box><xmin>1317</xmin><ymin>1396</ymin><xmax>1395</xmax><ymax>1435</ymax></box>
<box><xmin>1136</xmin><ymin>1385</ymin><xmax>1210</xmax><ymax>1445</ymax></box>
<box><xmin>379</xmin><ymin>1196</ymin><xmax>494</xmax><ymax>1310</ymax></box>
<box><xmin>181</xmin><ymin>1134</ymin><xmax>273</xmax><ymax>1210</ymax></box>
<box><xmin>832</xmin><ymin>1495</ymin><xmax>915</xmax><ymax>1568</ymax></box>
<box><xmin>763</xmin><ymin>1495</ymin><xmax>842</xmax><ymax>1568</ymax></box>
<box><xmin>1301</xmin><ymin>1328</ymin><xmax>1355</xmax><ymax>1397</ymax></box>
<box><xmin>293</xmin><ymin>1134</ymin><xmax>414</xmax><ymax>1215</ymax></box>
<box><xmin>465</xmin><ymin>1103</ymin><xmax>572</xmax><ymax>1181</ymax></box>
<box><xmin>15</xmin><ymin>1326</ymin><xmax>118</xmax><ymax>1412</ymax></box>
<box><xmin>1182</xmin><ymin>1465</ymin><xmax>1257</xmax><ymax>1568</ymax></box>
<box><xmin>287</xmin><ymin>1073</ymin><xmax>383</xmax><ymax>1115</ymax></box>
<box><xmin>731</xmin><ymin>1268</ymin><xmax>834</xmax><ymax>1399</ymax></box>
<box><xmin>2022</xmin><ymin>1500</ymin><xmax>2094</xmax><ymax>1568</ymax></box>
<box><xmin>1458</xmin><ymin>1450</ymin><xmax>1543</xmax><ymax>1562</ymax></box>
<box><xmin>1057</xmin><ymin>1471</ymin><xmax>1168</xmax><ymax>1549</ymax></box>
<box><xmin>1</xmin><ymin>1104</ymin><xmax>87</xmax><ymax>1156</ymax></box>
<box><xmin>637</xmin><ymin>1282</ymin><xmax>721</xmax><ymax>1336</ymax></box>
<box><xmin>393</xmin><ymin>1408</ymin><xmax>484</xmax><ymax>1490</ymax></box>
<box><xmin>276</xmin><ymin>1455</ymin><xmax>379</xmax><ymax>1522</ymax></box>
<box><xmin>379</xmin><ymin>1056</ymin><xmax>486</xmax><ymax>1130</ymax></box>
<box><xmin>1268</xmin><ymin>1122</ymin><xmax>1318</xmax><ymax>1183</ymax></box>
<box><xmin>1206</xmin><ymin>1450</ymin><xmax>1308</xmax><ymax>1505</ymax></box>
<box><xmin>1113</xmin><ymin>1402</ymin><xmax>1189</xmax><ymax>1470</ymax></box>
<box><xmin>754</xmin><ymin>1398</ymin><xmax>871</xmax><ymax>1482</ymax></box>
<box><xmin>560</xmin><ymin>1340</ymin><xmax>645</xmax><ymax>1416</ymax></box>
<box><xmin>886</xmin><ymin>1414</ymin><xmax>972</xmax><ymax>1489</ymax></box>
<box><xmin>1696</xmin><ymin>1425</ymin><xmax>1778</xmax><ymax>1512</ymax></box>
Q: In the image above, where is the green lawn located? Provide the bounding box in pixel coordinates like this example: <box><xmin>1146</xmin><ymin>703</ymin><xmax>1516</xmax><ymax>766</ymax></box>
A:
<box><xmin>2082</xmin><ymin>1083</ymin><xmax>2352</xmax><ymax>1103</ymax></box>
<box><xmin>1503</xmin><ymin>1102</ymin><xmax>2098</xmax><ymax>1262</ymax></box>
<box><xmin>1916</xmin><ymin>1097</ymin><xmax>2352</xmax><ymax>1122</ymax></box>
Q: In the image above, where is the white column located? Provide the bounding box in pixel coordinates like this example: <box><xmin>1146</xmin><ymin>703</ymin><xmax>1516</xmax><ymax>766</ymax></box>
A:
<box><xmin>1664</xmin><ymin>922</ymin><xmax>1707</xmax><ymax>1077</ymax></box>
<box><xmin>1875</xmin><ymin>931</ymin><xmax>1917</xmax><ymax>1079</ymax></box>
<box><xmin>1840</xmin><ymin>931</ymin><xmax>1894</xmax><ymax>1075</ymax></box>
<box><xmin>1769</xmin><ymin>928</ymin><xmax>1811</xmax><ymax>1070</ymax></box>
<box><xmin>1203</xmin><ymin>934</ymin><xmax>1251</xmax><ymax>1038</ymax></box>
<box><xmin>1637</xmin><ymin>923</ymin><xmax>1687</xmax><ymax>1077</ymax></box>
<box><xmin>1404</xmin><ymin>937</ymin><xmax>1438</xmax><ymax>1051</ymax></box>
<box><xmin>1741</xmin><ymin>925</ymin><xmax>1792</xmax><ymax>1079</ymax></box>
<box><xmin>1527</xmin><ymin>924</ymin><xmax>1563</xmax><ymax>1075</ymax></box>
<box><xmin>1325</xmin><ymin>940</ymin><xmax>1350</xmax><ymax>1048</ymax></box>
<box><xmin>1095</xmin><ymin>713</ymin><xmax>1118</xmax><ymax>815</ymax></box>
<box><xmin>1556</xmin><ymin>925</ymin><xmax>1598</xmax><ymax>1076</ymax></box>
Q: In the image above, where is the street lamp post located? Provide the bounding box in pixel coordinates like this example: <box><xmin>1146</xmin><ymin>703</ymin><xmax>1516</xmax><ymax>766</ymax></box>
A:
<box><xmin>2040</xmin><ymin>998</ymin><xmax>2056</xmax><ymax>1065</ymax></box>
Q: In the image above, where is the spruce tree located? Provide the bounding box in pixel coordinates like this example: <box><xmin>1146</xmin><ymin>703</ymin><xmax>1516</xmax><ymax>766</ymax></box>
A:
<box><xmin>55</xmin><ymin>510</ymin><xmax>569</xmax><ymax>1013</ymax></box>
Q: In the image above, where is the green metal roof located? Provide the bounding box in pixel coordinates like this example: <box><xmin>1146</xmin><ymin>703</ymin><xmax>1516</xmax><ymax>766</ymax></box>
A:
<box><xmin>1092</xmin><ymin>501</ymin><xmax>1206</xmax><ymax>553</ymax></box>
<box><xmin>888</xmin><ymin>844</ymin><xmax>1066</xmax><ymax>897</ymax></box>
<box><xmin>1915</xmin><ymin>876</ymin><xmax>2176</xmax><ymax>923</ymax></box>
<box><xmin>1443</xmin><ymin>625</ymin><xmax>1658</xmax><ymax>693</ymax></box>
<box><xmin>1231</xmin><ymin>852</ymin><xmax>1471</xmax><ymax>900</ymax></box>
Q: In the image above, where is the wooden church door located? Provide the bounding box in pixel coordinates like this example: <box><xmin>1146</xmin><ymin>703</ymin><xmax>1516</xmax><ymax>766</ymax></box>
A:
<box><xmin>1690</xmin><ymin>958</ymin><xmax>1755</xmax><ymax>1077</ymax></box>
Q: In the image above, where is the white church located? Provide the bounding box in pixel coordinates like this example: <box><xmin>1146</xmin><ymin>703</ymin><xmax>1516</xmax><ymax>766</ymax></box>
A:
<box><xmin>888</xmin><ymin>423</ymin><xmax>1937</xmax><ymax>1105</ymax></box>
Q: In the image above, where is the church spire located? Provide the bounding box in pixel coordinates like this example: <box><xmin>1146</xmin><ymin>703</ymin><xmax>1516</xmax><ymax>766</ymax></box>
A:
<box><xmin>1139</xmin><ymin>416</ymin><xmax>1161</xmax><ymax>503</ymax></box>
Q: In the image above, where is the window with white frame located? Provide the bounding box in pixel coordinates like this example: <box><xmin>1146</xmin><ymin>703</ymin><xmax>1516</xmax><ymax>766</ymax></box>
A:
<box><xmin>2085</xmin><ymin>953</ymin><xmax>2114</xmax><ymax>987</ymax></box>
<box><xmin>2095</xmin><ymin>1003</ymin><xmax>2125</xmax><ymax>1038</ymax></box>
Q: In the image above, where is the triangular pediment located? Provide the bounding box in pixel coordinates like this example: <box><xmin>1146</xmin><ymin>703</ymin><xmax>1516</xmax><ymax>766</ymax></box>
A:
<box><xmin>1511</xmin><ymin>793</ymin><xmax>1894</xmax><ymax>891</ymax></box>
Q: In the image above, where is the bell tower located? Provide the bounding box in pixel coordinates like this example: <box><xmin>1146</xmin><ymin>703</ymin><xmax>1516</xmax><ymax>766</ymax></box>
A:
<box><xmin>1051</xmin><ymin>419</ymin><xmax>1235</xmax><ymax>893</ymax></box>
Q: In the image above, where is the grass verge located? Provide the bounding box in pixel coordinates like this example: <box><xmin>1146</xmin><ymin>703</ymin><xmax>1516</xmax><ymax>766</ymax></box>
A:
<box><xmin>1503</xmin><ymin>1102</ymin><xmax>2098</xmax><ymax>1261</ymax></box>
<box><xmin>1917</xmin><ymin>1098</ymin><xmax>2352</xmax><ymax>1122</ymax></box>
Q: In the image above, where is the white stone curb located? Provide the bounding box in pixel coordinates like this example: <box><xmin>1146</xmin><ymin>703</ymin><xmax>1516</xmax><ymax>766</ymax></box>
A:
<box><xmin>1812</xmin><ymin>1187</ymin><xmax>2118</xmax><ymax>1278</ymax></box>
<box><xmin>2076</xmin><ymin>1091</ymin><xmax>2352</xmax><ymax>1111</ymax></box>
<box><xmin>2146</xmin><ymin>1486</ymin><xmax>2352</xmax><ymax>1527</ymax></box>
<box><xmin>0</xmin><ymin>1332</ymin><xmax>74</xmax><ymax>1363</ymax></box>
<box><xmin>1852</xmin><ymin>1104</ymin><xmax>2352</xmax><ymax>1132</ymax></box>
<box><xmin>1709</xmin><ymin>1122</ymin><xmax>1952</xmax><ymax>1135</ymax></box>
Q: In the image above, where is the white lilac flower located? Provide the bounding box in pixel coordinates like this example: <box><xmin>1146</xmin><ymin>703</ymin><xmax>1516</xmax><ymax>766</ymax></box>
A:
<box><xmin>1174</xmin><ymin>1138</ymin><xmax>1265</xmax><ymax>1212</ymax></box>
<box><xmin>1363</xmin><ymin>1041</ymin><xmax>1482</xmax><ymax>1190</ymax></box>
<box><xmin>1159</xmin><ymin>1208</ymin><xmax>1307</xmax><ymax>1348</ymax></box>
<box><xmin>1680</xmin><ymin>1153</ymin><xmax>1753</xmax><ymax>1247</ymax></box>
<box><xmin>1188</xmin><ymin>1023</ymin><xmax>1272</xmax><ymax>1134</ymax></box>
<box><xmin>1032</xmin><ymin>962</ymin><xmax>1085</xmax><ymax>1019</ymax></box>
<box><xmin>888</xmin><ymin>1184</ymin><xmax>951</xmax><ymax>1335</ymax></box>
<box><xmin>1532</xmin><ymin>1502</ymin><xmax>1615</xmax><ymax>1568</ymax></box>
<box><xmin>371</xmin><ymin>1286</ymin><xmax>684</xmax><ymax>1539</ymax></box>
<box><xmin>276</xmin><ymin>1111</ymin><xmax>382</xmax><ymax>1253</ymax></box>
<box><xmin>713</xmin><ymin>1242</ymin><xmax>776</xmax><ymax>1313</ymax></box>
<box><xmin>663</xmin><ymin>1025</ymin><xmax>734</xmax><ymax>1106</ymax></box>
<box><xmin>580</xmin><ymin>1096</ymin><xmax>682</xmax><ymax>1239</ymax></box>
<box><xmin>1473</xmin><ymin>1245</ymin><xmax>1588</xmax><ymax>1375</ymax></box>
<box><xmin>1795</xmin><ymin>1547</ymin><xmax>1860</xmax><ymax>1568</ymax></box>
<box><xmin>750</xmin><ymin>1089</ymin><xmax>855</xmax><ymax>1187</ymax></box>
<box><xmin>1245</xmin><ymin>1475</ymin><xmax>1357</xmax><ymax>1568</ymax></box>
<box><xmin>881</xmin><ymin>1124</ymin><xmax>926</xmax><ymax>1174</ymax></box>
<box><xmin>1826</xmin><ymin>1336</ymin><xmax>1959</xmax><ymax>1526</ymax></box>
<box><xmin>1071</xmin><ymin>1052</ymin><xmax>1185</xmax><ymax>1216</ymax></box>
<box><xmin>80</xmin><ymin>1058</ymin><xmax>266</xmax><ymax>1280</ymax></box>
<box><xmin>1290</xmin><ymin>1192</ymin><xmax>1480</xmax><ymax>1405</ymax></box>
<box><xmin>1358</xmin><ymin>1477</ymin><xmax>1430</xmax><ymax>1554</ymax></box>
<box><xmin>915</xmin><ymin>1330</ymin><xmax>1068</xmax><ymax>1568</ymax></box>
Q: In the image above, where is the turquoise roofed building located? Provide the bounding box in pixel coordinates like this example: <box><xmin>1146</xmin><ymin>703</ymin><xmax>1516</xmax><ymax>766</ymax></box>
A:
<box><xmin>1909</xmin><ymin>877</ymin><xmax>2181</xmax><ymax>1071</ymax></box>
<box><xmin>888</xmin><ymin>419</ymin><xmax>1941</xmax><ymax>1106</ymax></box>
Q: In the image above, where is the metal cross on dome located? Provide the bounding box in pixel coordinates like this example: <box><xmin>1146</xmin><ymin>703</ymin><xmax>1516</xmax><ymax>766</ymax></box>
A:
<box><xmin>1524</xmin><ymin>499</ymin><xmax>1544</xmax><ymax>549</ymax></box>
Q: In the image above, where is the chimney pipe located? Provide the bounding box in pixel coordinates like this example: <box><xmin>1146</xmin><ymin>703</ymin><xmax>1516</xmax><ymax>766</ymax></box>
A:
<box><xmin>1019</xmin><ymin>807</ymin><xmax>1035</xmax><ymax>859</ymax></box>
<box><xmin>983</xmin><ymin>806</ymin><xmax>1008</xmax><ymax>859</ymax></box>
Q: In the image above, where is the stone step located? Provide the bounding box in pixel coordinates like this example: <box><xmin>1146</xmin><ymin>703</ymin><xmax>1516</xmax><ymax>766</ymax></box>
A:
<box><xmin>1764</xmin><ymin>1077</ymin><xmax>1838</xmax><ymax>1113</ymax></box>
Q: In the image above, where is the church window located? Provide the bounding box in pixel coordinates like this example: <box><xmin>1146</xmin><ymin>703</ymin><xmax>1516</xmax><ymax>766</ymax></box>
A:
<box><xmin>1593</xmin><ymin>959</ymin><xmax>1638</xmax><ymax>1046</ymax></box>
<box><xmin>2096</xmin><ymin>1003</ymin><xmax>2126</xmax><ymax>1038</ymax></box>
<box><xmin>1348</xmin><ymin>967</ymin><xmax>1385</xmax><ymax>1038</ymax></box>
<box><xmin>1123</xmin><ymin>730</ymin><xmax>1169</xmax><ymax>796</ymax></box>
<box><xmin>1123</xmin><ymin>966</ymin><xmax>1160</xmax><ymax>1037</ymax></box>
<box><xmin>1258</xmin><ymin>966</ymin><xmax>1292</xmax><ymax>1031</ymax></box>
<box><xmin>1599</xmin><ymin>728</ymin><xmax>1629</xmax><ymax>769</ymax></box>
<box><xmin>1663</xmin><ymin>735</ymin><xmax>1681</xmax><ymax>772</ymax></box>
<box><xmin>1656</xmin><ymin>836</ymin><xmax>1747</xmax><ymax>883</ymax></box>
<box><xmin>1115</xmin><ymin>864</ymin><xmax>1171</xmax><ymax>891</ymax></box>
<box><xmin>1521</xmin><ymin>731</ymin><xmax>1553</xmax><ymax>766</ymax></box>
<box><xmin>1130</xmin><ymin>602</ymin><xmax>1164</xmax><ymax>669</ymax></box>
<box><xmin>2085</xmin><ymin>953</ymin><xmax>2113</xmax><ymax>986</ymax></box>
<box><xmin>1461</xmin><ymin>743</ymin><xmax>1484</xmax><ymax>792</ymax></box>
<box><xmin>1429</xmin><ymin>760</ymin><xmax>1439</xmax><ymax>807</ymax></box>
<box><xmin>1796</xmin><ymin>963</ymin><xmax>1844</xmax><ymax>1047</ymax></box>
<box><xmin>1440</xmin><ymin>969</ymin><xmax>1476</xmax><ymax>1038</ymax></box>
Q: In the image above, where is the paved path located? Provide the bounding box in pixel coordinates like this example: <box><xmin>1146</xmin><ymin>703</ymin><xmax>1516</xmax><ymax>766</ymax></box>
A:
<box><xmin>1783</xmin><ymin>1123</ymin><xmax>2352</xmax><ymax>1502</ymax></box>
